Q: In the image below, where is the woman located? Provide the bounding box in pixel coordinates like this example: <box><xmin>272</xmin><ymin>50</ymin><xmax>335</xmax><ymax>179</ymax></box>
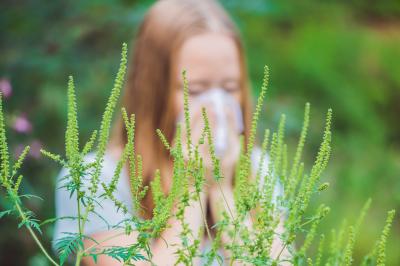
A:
<box><xmin>54</xmin><ymin>0</ymin><xmax>287</xmax><ymax>265</ymax></box>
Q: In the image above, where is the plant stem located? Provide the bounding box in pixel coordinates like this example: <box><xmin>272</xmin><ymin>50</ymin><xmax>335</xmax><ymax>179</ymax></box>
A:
<box><xmin>82</xmin><ymin>231</ymin><xmax>126</xmax><ymax>254</ymax></box>
<box><xmin>75</xmin><ymin>184</ymin><xmax>84</xmax><ymax>266</ymax></box>
<box><xmin>75</xmin><ymin>252</ymin><xmax>82</xmax><ymax>266</ymax></box>
<box><xmin>228</xmin><ymin>224</ymin><xmax>238</xmax><ymax>266</ymax></box>
<box><xmin>197</xmin><ymin>190</ymin><xmax>213</xmax><ymax>242</ymax></box>
<box><xmin>276</xmin><ymin>242</ymin><xmax>288</xmax><ymax>261</ymax></box>
<box><xmin>213</xmin><ymin>182</ymin><xmax>237</xmax><ymax>266</ymax></box>
<box><xmin>77</xmin><ymin>194</ymin><xmax>83</xmax><ymax>236</ymax></box>
<box><xmin>14</xmin><ymin>201</ymin><xmax>59</xmax><ymax>266</ymax></box>
<box><xmin>216</xmin><ymin>181</ymin><xmax>234</xmax><ymax>219</ymax></box>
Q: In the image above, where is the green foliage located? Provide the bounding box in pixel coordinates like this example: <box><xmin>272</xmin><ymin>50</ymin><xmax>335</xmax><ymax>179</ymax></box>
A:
<box><xmin>0</xmin><ymin>43</ymin><xmax>397</xmax><ymax>266</ymax></box>
<box><xmin>376</xmin><ymin>210</ymin><xmax>396</xmax><ymax>266</ymax></box>
<box><xmin>97</xmin><ymin>244</ymin><xmax>146</xmax><ymax>263</ymax></box>
<box><xmin>1</xmin><ymin>1</ymin><xmax>399</xmax><ymax>264</ymax></box>
<box><xmin>90</xmin><ymin>42</ymin><xmax>128</xmax><ymax>197</ymax></box>
<box><xmin>0</xmin><ymin>93</ymin><xmax>10</xmax><ymax>186</ymax></box>
<box><xmin>54</xmin><ymin>233</ymin><xmax>84</xmax><ymax>265</ymax></box>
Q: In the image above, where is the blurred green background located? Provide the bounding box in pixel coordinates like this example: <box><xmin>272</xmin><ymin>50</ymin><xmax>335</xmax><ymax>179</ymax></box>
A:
<box><xmin>0</xmin><ymin>0</ymin><xmax>399</xmax><ymax>265</ymax></box>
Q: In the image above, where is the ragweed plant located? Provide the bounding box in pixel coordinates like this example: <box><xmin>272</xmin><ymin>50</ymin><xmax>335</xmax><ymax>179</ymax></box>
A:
<box><xmin>0</xmin><ymin>43</ymin><xmax>397</xmax><ymax>266</ymax></box>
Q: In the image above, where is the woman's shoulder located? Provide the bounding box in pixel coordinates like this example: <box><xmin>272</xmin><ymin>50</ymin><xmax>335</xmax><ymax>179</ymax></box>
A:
<box><xmin>83</xmin><ymin>149</ymin><xmax>120</xmax><ymax>170</ymax></box>
<box><xmin>54</xmin><ymin>148</ymin><xmax>132</xmax><ymax>208</ymax></box>
<box><xmin>56</xmin><ymin>149</ymin><xmax>123</xmax><ymax>183</ymax></box>
<box><xmin>53</xmin><ymin>148</ymin><xmax>134</xmax><ymax>246</ymax></box>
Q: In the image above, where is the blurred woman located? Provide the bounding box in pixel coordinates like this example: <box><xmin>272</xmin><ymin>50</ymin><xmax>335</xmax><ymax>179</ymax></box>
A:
<box><xmin>53</xmin><ymin>0</ymin><xmax>288</xmax><ymax>265</ymax></box>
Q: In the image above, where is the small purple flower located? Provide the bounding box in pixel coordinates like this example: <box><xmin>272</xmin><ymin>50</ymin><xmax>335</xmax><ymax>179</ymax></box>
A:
<box><xmin>0</xmin><ymin>78</ymin><xmax>12</xmax><ymax>98</ymax></box>
<box><xmin>30</xmin><ymin>139</ymin><xmax>42</xmax><ymax>159</ymax></box>
<box><xmin>13</xmin><ymin>140</ymin><xmax>42</xmax><ymax>160</ymax></box>
<box><xmin>12</xmin><ymin>114</ymin><xmax>32</xmax><ymax>134</ymax></box>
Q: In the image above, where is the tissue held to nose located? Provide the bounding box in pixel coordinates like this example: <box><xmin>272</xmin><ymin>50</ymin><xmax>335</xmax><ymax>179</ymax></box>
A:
<box><xmin>176</xmin><ymin>88</ymin><xmax>244</xmax><ymax>157</ymax></box>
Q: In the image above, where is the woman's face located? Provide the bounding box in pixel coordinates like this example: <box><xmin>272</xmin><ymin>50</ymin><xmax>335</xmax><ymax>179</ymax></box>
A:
<box><xmin>175</xmin><ymin>32</ymin><xmax>242</xmax><ymax>112</ymax></box>
<box><xmin>174</xmin><ymin>32</ymin><xmax>243</xmax><ymax>167</ymax></box>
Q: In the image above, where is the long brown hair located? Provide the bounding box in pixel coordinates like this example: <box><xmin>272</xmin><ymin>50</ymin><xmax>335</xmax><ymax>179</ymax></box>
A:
<box><xmin>109</xmin><ymin>0</ymin><xmax>252</xmax><ymax>219</ymax></box>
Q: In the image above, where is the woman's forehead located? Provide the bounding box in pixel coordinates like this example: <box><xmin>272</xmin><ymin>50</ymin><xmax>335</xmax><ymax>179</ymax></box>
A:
<box><xmin>176</xmin><ymin>33</ymin><xmax>241</xmax><ymax>83</ymax></box>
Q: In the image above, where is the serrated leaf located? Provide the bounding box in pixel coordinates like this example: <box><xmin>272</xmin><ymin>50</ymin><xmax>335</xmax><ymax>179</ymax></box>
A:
<box><xmin>55</xmin><ymin>233</ymin><xmax>84</xmax><ymax>265</ymax></box>
<box><xmin>0</xmin><ymin>209</ymin><xmax>12</xmax><ymax>219</ymax></box>
<box><xmin>91</xmin><ymin>210</ymin><xmax>111</xmax><ymax>229</ymax></box>
<box><xmin>19</xmin><ymin>194</ymin><xmax>44</xmax><ymax>201</ymax></box>
<box><xmin>81</xmin><ymin>233</ymin><xmax>99</xmax><ymax>245</ymax></box>
<box><xmin>40</xmin><ymin>216</ymin><xmax>79</xmax><ymax>226</ymax></box>
<box><xmin>100</xmin><ymin>244</ymin><xmax>147</xmax><ymax>263</ymax></box>
<box><xmin>18</xmin><ymin>217</ymin><xmax>42</xmax><ymax>234</ymax></box>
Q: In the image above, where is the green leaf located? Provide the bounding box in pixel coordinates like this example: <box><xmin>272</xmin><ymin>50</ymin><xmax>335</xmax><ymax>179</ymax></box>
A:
<box><xmin>18</xmin><ymin>217</ymin><xmax>42</xmax><ymax>234</ymax></box>
<box><xmin>0</xmin><ymin>209</ymin><xmax>12</xmax><ymax>219</ymax></box>
<box><xmin>39</xmin><ymin>216</ymin><xmax>79</xmax><ymax>226</ymax></box>
<box><xmin>55</xmin><ymin>233</ymin><xmax>84</xmax><ymax>265</ymax></box>
<box><xmin>19</xmin><ymin>194</ymin><xmax>44</xmax><ymax>201</ymax></box>
<box><xmin>100</xmin><ymin>244</ymin><xmax>147</xmax><ymax>263</ymax></box>
<box><xmin>89</xmin><ymin>253</ymin><xmax>98</xmax><ymax>263</ymax></box>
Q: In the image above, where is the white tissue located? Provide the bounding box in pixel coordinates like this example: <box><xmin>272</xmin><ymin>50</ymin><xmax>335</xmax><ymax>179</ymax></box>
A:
<box><xmin>176</xmin><ymin>88</ymin><xmax>244</xmax><ymax>157</ymax></box>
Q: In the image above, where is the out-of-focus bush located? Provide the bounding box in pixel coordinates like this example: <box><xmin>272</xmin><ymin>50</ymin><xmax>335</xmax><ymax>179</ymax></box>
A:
<box><xmin>229</xmin><ymin>1</ymin><xmax>400</xmax><ymax>264</ymax></box>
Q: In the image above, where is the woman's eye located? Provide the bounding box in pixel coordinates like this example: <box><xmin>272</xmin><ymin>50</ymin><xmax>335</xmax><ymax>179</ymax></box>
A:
<box><xmin>223</xmin><ymin>81</ymin><xmax>240</xmax><ymax>93</ymax></box>
<box><xmin>188</xmin><ymin>84</ymin><xmax>207</xmax><ymax>96</ymax></box>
